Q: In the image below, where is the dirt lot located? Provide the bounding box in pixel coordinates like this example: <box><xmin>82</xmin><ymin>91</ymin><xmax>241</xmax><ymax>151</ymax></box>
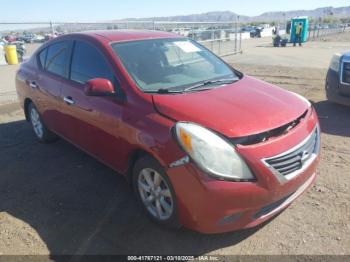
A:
<box><xmin>228</xmin><ymin>30</ymin><xmax>350</xmax><ymax>69</ymax></box>
<box><xmin>0</xmin><ymin>33</ymin><xmax>349</xmax><ymax>257</ymax></box>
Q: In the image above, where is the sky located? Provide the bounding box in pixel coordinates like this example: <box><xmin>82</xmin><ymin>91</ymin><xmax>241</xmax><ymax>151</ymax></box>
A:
<box><xmin>2</xmin><ymin>0</ymin><xmax>349</xmax><ymax>22</ymax></box>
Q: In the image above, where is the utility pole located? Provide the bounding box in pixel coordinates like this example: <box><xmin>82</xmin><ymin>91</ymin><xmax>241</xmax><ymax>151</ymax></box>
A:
<box><xmin>234</xmin><ymin>15</ymin><xmax>239</xmax><ymax>53</ymax></box>
<box><xmin>50</xmin><ymin>21</ymin><xmax>54</xmax><ymax>35</ymax></box>
<box><xmin>238</xmin><ymin>16</ymin><xmax>242</xmax><ymax>52</ymax></box>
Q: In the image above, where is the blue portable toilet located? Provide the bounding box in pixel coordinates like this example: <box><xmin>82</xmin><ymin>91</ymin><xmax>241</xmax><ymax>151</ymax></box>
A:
<box><xmin>290</xmin><ymin>16</ymin><xmax>309</xmax><ymax>43</ymax></box>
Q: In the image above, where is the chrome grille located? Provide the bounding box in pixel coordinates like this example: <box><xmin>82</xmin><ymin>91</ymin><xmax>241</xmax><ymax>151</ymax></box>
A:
<box><xmin>262</xmin><ymin>126</ymin><xmax>320</xmax><ymax>183</ymax></box>
<box><xmin>341</xmin><ymin>61</ymin><xmax>350</xmax><ymax>85</ymax></box>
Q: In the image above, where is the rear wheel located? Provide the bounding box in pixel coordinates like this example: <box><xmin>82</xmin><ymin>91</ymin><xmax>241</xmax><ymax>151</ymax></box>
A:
<box><xmin>133</xmin><ymin>156</ymin><xmax>181</xmax><ymax>229</ymax></box>
<box><xmin>28</xmin><ymin>103</ymin><xmax>58</xmax><ymax>143</ymax></box>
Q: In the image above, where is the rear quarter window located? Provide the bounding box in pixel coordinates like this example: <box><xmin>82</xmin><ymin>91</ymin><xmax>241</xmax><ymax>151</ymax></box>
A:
<box><xmin>38</xmin><ymin>48</ymin><xmax>47</xmax><ymax>68</ymax></box>
<box><xmin>45</xmin><ymin>41</ymin><xmax>71</xmax><ymax>78</ymax></box>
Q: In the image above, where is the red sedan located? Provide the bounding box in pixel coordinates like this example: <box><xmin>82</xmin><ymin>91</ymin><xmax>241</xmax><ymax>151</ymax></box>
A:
<box><xmin>15</xmin><ymin>30</ymin><xmax>320</xmax><ymax>233</ymax></box>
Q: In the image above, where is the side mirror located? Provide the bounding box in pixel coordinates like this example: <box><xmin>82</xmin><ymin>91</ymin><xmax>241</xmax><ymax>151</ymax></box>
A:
<box><xmin>84</xmin><ymin>78</ymin><xmax>115</xmax><ymax>96</ymax></box>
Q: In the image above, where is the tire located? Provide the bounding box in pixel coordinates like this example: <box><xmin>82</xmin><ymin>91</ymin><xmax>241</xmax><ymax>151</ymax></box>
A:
<box><xmin>325</xmin><ymin>82</ymin><xmax>335</xmax><ymax>103</ymax></box>
<box><xmin>28</xmin><ymin>103</ymin><xmax>59</xmax><ymax>143</ymax></box>
<box><xmin>132</xmin><ymin>156</ymin><xmax>181</xmax><ymax>229</ymax></box>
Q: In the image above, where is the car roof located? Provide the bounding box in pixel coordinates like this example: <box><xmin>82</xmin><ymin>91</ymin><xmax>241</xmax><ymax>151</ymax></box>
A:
<box><xmin>74</xmin><ymin>30</ymin><xmax>183</xmax><ymax>43</ymax></box>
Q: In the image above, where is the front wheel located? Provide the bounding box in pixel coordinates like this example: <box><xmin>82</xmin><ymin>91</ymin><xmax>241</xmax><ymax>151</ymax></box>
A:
<box><xmin>28</xmin><ymin>103</ymin><xmax>59</xmax><ymax>143</ymax></box>
<box><xmin>133</xmin><ymin>156</ymin><xmax>181</xmax><ymax>229</ymax></box>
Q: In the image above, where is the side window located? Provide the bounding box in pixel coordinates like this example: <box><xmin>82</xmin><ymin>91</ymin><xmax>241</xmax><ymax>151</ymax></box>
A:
<box><xmin>45</xmin><ymin>41</ymin><xmax>70</xmax><ymax>78</ymax></box>
<box><xmin>70</xmin><ymin>41</ymin><xmax>115</xmax><ymax>86</ymax></box>
<box><xmin>38</xmin><ymin>48</ymin><xmax>47</xmax><ymax>68</ymax></box>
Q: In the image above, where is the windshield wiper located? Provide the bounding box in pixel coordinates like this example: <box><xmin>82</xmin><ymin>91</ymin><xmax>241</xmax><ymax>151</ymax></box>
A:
<box><xmin>183</xmin><ymin>78</ymin><xmax>239</xmax><ymax>93</ymax></box>
<box><xmin>144</xmin><ymin>88</ymin><xmax>183</xmax><ymax>94</ymax></box>
<box><xmin>143</xmin><ymin>78</ymin><xmax>238</xmax><ymax>94</ymax></box>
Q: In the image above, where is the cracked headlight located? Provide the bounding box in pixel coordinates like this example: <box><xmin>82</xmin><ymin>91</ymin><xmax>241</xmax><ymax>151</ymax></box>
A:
<box><xmin>174</xmin><ymin>122</ymin><xmax>254</xmax><ymax>181</ymax></box>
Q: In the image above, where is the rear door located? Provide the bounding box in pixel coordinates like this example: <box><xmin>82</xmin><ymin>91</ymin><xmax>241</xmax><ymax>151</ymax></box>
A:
<box><xmin>34</xmin><ymin>40</ymin><xmax>72</xmax><ymax>134</ymax></box>
<box><xmin>60</xmin><ymin>39</ymin><xmax>125</xmax><ymax>171</ymax></box>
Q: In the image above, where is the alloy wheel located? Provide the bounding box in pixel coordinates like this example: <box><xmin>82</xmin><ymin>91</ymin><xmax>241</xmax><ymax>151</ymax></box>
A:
<box><xmin>137</xmin><ymin>168</ymin><xmax>174</xmax><ymax>220</ymax></box>
<box><xmin>30</xmin><ymin>107</ymin><xmax>44</xmax><ymax>139</ymax></box>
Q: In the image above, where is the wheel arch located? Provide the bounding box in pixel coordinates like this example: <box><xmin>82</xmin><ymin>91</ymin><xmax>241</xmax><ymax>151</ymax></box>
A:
<box><xmin>126</xmin><ymin>148</ymin><xmax>165</xmax><ymax>183</ymax></box>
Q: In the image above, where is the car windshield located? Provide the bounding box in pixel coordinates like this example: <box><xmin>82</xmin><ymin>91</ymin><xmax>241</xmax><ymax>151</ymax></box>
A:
<box><xmin>111</xmin><ymin>38</ymin><xmax>239</xmax><ymax>93</ymax></box>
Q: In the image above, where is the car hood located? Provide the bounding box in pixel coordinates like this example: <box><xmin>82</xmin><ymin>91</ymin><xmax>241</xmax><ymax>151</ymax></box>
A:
<box><xmin>152</xmin><ymin>75</ymin><xmax>309</xmax><ymax>138</ymax></box>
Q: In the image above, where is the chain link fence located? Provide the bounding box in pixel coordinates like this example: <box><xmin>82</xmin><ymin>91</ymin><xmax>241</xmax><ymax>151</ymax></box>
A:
<box><xmin>308</xmin><ymin>24</ymin><xmax>347</xmax><ymax>40</ymax></box>
<box><xmin>1</xmin><ymin>21</ymin><xmax>349</xmax><ymax>59</ymax></box>
<box><xmin>0</xmin><ymin>21</ymin><xmax>243</xmax><ymax>58</ymax></box>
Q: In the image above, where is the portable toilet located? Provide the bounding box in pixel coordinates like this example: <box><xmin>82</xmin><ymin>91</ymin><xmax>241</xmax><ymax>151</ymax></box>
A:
<box><xmin>290</xmin><ymin>16</ymin><xmax>309</xmax><ymax>43</ymax></box>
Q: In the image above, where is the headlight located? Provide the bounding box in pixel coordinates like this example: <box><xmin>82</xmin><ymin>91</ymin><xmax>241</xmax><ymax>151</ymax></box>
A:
<box><xmin>329</xmin><ymin>53</ymin><xmax>341</xmax><ymax>72</ymax></box>
<box><xmin>174</xmin><ymin>122</ymin><xmax>254</xmax><ymax>181</ymax></box>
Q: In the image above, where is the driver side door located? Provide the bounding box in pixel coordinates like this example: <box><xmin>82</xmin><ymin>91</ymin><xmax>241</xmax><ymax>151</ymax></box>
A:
<box><xmin>60</xmin><ymin>39</ymin><xmax>126</xmax><ymax>171</ymax></box>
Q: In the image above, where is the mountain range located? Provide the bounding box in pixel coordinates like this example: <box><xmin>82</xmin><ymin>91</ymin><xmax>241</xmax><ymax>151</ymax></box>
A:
<box><xmin>121</xmin><ymin>6</ymin><xmax>350</xmax><ymax>22</ymax></box>
<box><xmin>2</xmin><ymin>6</ymin><xmax>349</xmax><ymax>33</ymax></box>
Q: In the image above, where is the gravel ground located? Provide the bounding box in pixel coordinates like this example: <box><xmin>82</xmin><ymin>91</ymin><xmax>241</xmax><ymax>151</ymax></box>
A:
<box><xmin>0</xmin><ymin>32</ymin><xmax>349</xmax><ymax>258</ymax></box>
<box><xmin>0</xmin><ymin>63</ymin><xmax>349</xmax><ymax>257</ymax></box>
<box><xmin>226</xmin><ymin>29</ymin><xmax>350</xmax><ymax>69</ymax></box>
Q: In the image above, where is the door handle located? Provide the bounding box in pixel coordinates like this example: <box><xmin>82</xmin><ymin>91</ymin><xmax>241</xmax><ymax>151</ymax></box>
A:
<box><xmin>29</xmin><ymin>81</ymin><xmax>38</xmax><ymax>89</ymax></box>
<box><xmin>63</xmin><ymin>96</ymin><xmax>75</xmax><ymax>105</ymax></box>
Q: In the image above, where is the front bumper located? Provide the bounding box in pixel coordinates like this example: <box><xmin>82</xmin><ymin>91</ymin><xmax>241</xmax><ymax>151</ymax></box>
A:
<box><xmin>326</xmin><ymin>86</ymin><xmax>350</xmax><ymax>107</ymax></box>
<box><xmin>166</xmin><ymin>108</ymin><xmax>320</xmax><ymax>234</ymax></box>
<box><xmin>326</xmin><ymin>68</ymin><xmax>350</xmax><ymax>107</ymax></box>
<box><xmin>167</xmin><ymin>160</ymin><xmax>318</xmax><ymax>234</ymax></box>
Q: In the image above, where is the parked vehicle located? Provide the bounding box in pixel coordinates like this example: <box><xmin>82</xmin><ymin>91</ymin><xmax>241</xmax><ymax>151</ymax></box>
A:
<box><xmin>33</xmin><ymin>34</ymin><xmax>45</xmax><ymax>43</ymax></box>
<box><xmin>240</xmin><ymin>26</ymin><xmax>255</xmax><ymax>33</ymax></box>
<box><xmin>17</xmin><ymin>34</ymin><xmax>35</xmax><ymax>43</ymax></box>
<box><xmin>250</xmin><ymin>27</ymin><xmax>263</xmax><ymax>38</ymax></box>
<box><xmin>44</xmin><ymin>33</ymin><xmax>58</xmax><ymax>41</ymax></box>
<box><xmin>11</xmin><ymin>41</ymin><xmax>26</xmax><ymax>62</ymax></box>
<box><xmin>4</xmin><ymin>35</ymin><xmax>16</xmax><ymax>42</ymax></box>
<box><xmin>326</xmin><ymin>52</ymin><xmax>350</xmax><ymax>106</ymax></box>
<box><xmin>0</xmin><ymin>38</ymin><xmax>7</xmax><ymax>46</ymax></box>
<box><xmin>16</xmin><ymin>31</ymin><xmax>321</xmax><ymax>233</ymax></box>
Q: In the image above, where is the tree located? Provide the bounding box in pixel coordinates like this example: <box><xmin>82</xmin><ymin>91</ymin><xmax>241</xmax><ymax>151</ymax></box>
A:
<box><xmin>322</xmin><ymin>16</ymin><xmax>339</xmax><ymax>24</ymax></box>
<box><xmin>249</xmin><ymin>22</ymin><xmax>259</xmax><ymax>26</ymax></box>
